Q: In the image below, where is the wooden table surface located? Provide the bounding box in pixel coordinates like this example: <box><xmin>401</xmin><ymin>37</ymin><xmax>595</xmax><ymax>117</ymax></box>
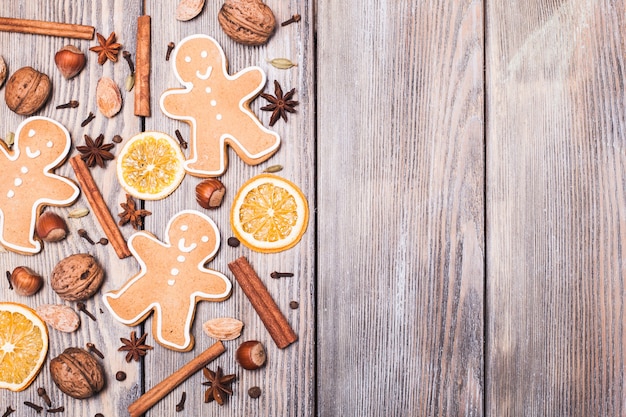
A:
<box><xmin>0</xmin><ymin>1</ymin><xmax>624</xmax><ymax>416</ymax></box>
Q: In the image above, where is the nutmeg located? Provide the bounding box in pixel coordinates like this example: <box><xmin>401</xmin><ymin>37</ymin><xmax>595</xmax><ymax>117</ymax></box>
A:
<box><xmin>235</xmin><ymin>340</ymin><xmax>266</xmax><ymax>370</ymax></box>
<box><xmin>195</xmin><ymin>178</ymin><xmax>226</xmax><ymax>209</ymax></box>
<box><xmin>50</xmin><ymin>347</ymin><xmax>105</xmax><ymax>399</ymax></box>
<box><xmin>55</xmin><ymin>45</ymin><xmax>86</xmax><ymax>79</ymax></box>
<box><xmin>218</xmin><ymin>0</ymin><xmax>276</xmax><ymax>46</ymax></box>
<box><xmin>10</xmin><ymin>266</ymin><xmax>43</xmax><ymax>296</ymax></box>
<box><xmin>51</xmin><ymin>254</ymin><xmax>104</xmax><ymax>301</ymax></box>
<box><xmin>5</xmin><ymin>66</ymin><xmax>52</xmax><ymax>115</ymax></box>
<box><xmin>36</xmin><ymin>211</ymin><xmax>68</xmax><ymax>242</ymax></box>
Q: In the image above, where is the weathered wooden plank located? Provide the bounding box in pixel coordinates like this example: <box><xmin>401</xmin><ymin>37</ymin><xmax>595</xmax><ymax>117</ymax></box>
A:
<box><xmin>142</xmin><ymin>0</ymin><xmax>315</xmax><ymax>415</ymax></box>
<box><xmin>317</xmin><ymin>1</ymin><xmax>484</xmax><ymax>415</ymax></box>
<box><xmin>0</xmin><ymin>1</ymin><xmax>142</xmax><ymax>416</ymax></box>
<box><xmin>486</xmin><ymin>1</ymin><xmax>626</xmax><ymax>415</ymax></box>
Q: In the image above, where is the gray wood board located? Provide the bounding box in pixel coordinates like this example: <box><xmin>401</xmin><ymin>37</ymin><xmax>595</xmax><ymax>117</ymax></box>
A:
<box><xmin>486</xmin><ymin>1</ymin><xmax>626</xmax><ymax>415</ymax></box>
<box><xmin>316</xmin><ymin>1</ymin><xmax>485</xmax><ymax>415</ymax></box>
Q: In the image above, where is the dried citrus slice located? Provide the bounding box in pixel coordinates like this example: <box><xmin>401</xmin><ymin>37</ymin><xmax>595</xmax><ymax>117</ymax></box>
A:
<box><xmin>0</xmin><ymin>302</ymin><xmax>48</xmax><ymax>392</ymax></box>
<box><xmin>116</xmin><ymin>131</ymin><xmax>185</xmax><ymax>200</ymax></box>
<box><xmin>231</xmin><ymin>174</ymin><xmax>309</xmax><ymax>253</ymax></box>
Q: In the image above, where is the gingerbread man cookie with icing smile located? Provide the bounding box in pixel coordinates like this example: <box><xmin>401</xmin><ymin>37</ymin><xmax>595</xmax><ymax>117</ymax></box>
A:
<box><xmin>102</xmin><ymin>210</ymin><xmax>232</xmax><ymax>351</ymax></box>
<box><xmin>0</xmin><ymin>117</ymin><xmax>80</xmax><ymax>254</ymax></box>
<box><xmin>160</xmin><ymin>34</ymin><xmax>280</xmax><ymax>177</ymax></box>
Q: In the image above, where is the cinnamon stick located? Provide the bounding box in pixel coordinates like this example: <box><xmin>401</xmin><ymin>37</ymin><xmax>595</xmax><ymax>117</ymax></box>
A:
<box><xmin>134</xmin><ymin>15</ymin><xmax>151</xmax><ymax>116</ymax></box>
<box><xmin>0</xmin><ymin>17</ymin><xmax>94</xmax><ymax>39</ymax></box>
<box><xmin>228</xmin><ymin>257</ymin><xmax>297</xmax><ymax>348</ymax></box>
<box><xmin>69</xmin><ymin>155</ymin><xmax>131</xmax><ymax>259</ymax></box>
<box><xmin>128</xmin><ymin>341</ymin><xmax>225</xmax><ymax>417</ymax></box>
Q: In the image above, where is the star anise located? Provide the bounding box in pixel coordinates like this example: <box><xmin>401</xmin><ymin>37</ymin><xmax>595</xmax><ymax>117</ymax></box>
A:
<box><xmin>202</xmin><ymin>366</ymin><xmax>236</xmax><ymax>405</ymax></box>
<box><xmin>260</xmin><ymin>80</ymin><xmax>299</xmax><ymax>126</ymax></box>
<box><xmin>89</xmin><ymin>32</ymin><xmax>122</xmax><ymax>65</ymax></box>
<box><xmin>118</xmin><ymin>194</ymin><xmax>151</xmax><ymax>230</ymax></box>
<box><xmin>76</xmin><ymin>134</ymin><xmax>115</xmax><ymax>168</ymax></box>
<box><xmin>118</xmin><ymin>331</ymin><xmax>153</xmax><ymax>362</ymax></box>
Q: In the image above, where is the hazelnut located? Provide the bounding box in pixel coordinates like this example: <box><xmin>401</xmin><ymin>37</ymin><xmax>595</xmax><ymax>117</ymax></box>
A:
<box><xmin>10</xmin><ymin>266</ymin><xmax>43</xmax><ymax>296</ymax></box>
<box><xmin>5</xmin><ymin>66</ymin><xmax>52</xmax><ymax>115</ymax></box>
<box><xmin>51</xmin><ymin>254</ymin><xmax>104</xmax><ymax>301</ymax></box>
<box><xmin>218</xmin><ymin>0</ymin><xmax>276</xmax><ymax>46</ymax></box>
<box><xmin>235</xmin><ymin>340</ymin><xmax>266</xmax><ymax>370</ymax></box>
<box><xmin>36</xmin><ymin>211</ymin><xmax>68</xmax><ymax>242</ymax></box>
<box><xmin>195</xmin><ymin>178</ymin><xmax>226</xmax><ymax>209</ymax></box>
<box><xmin>54</xmin><ymin>45</ymin><xmax>86</xmax><ymax>79</ymax></box>
<box><xmin>50</xmin><ymin>347</ymin><xmax>105</xmax><ymax>399</ymax></box>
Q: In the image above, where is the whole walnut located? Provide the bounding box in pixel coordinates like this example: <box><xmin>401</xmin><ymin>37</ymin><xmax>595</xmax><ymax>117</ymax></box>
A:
<box><xmin>51</xmin><ymin>254</ymin><xmax>104</xmax><ymax>301</ymax></box>
<box><xmin>50</xmin><ymin>347</ymin><xmax>105</xmax><ymax>399</ymax></box>
<box><xmin>5</xmin><ymin>66</ymin><xmax>52</xmax><ymax>115</ymax></box>
<box><xmin>218</xmin><ymin>0</ymin><xmax>276</xmax><ymax>46</ymax></box>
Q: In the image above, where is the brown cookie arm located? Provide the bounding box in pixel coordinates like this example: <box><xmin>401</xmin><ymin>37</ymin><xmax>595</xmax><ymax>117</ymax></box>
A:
<box><xmin>232</xmin><ymin>68</ymin><xmax>264</xmax><ymax>92</ymax></box>
<box><xmin>188</xmin><ymin>271</ymin><xmax>231</xmax><ymax>301</ymax></box>
<box><xmin>130</xmin><ymin>232</ymin><xmax>164</xmax><ymax>255</ymax></box>
<box><xmin>41</xmin><ymin>177</ymin><xmax>79</xmax><ymax>203</ymax></box>
<box><xmin>104</xmin><ymin>273</ymin><xmax>155</xmax><ymax>324</ymax></box>
<box><xmin>161</xmin><ymin>89</ymin><xmax>193</xmax><ymax>118</ymax></box>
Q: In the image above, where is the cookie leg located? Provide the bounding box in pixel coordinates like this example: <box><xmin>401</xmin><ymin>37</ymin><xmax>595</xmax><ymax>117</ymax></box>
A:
<box><xmin>0</xmin><ymin>207</ymin><xmax>40</xmax><ymax>253</ymax></box>
<box><xmin>225</xmin><ymin>117</ymin><xmax>280</xmax><ymax>164</ymax></box>
<box><xmin>151</xmin><ymin>296</ymin><xmax>195</xmax><ymax>351</ymax></box>
<box><xmin>185</xmin><ymin>121</ymin><xmax>227</xmax><ymax>176</ymax></box>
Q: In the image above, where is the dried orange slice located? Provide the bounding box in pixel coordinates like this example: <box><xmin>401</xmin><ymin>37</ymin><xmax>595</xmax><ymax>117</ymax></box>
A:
<box><xmin>231</xmin><ymin>174</ymin><xmax>309</xmax><ymax>253</ymax></box>
<box><xmin>116</xmin><ymin>131</ymin><xmax>185</xmax><ymax>200</ymax></box>
<box><xmin>0</xmin><ymin>302</ymin><xmax>48</xmax><ymax>392</ymax></box>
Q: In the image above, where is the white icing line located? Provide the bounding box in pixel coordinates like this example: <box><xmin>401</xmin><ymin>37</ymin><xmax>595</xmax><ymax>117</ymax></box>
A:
<box><xmin>178</xmin><ymin>238</ymin><xmax>197</xmax><ymax>253</ymax></box>
<box><xmin>196</xmin><ymin>65</ymin><xmax>212</xmax><ymax>80</ymax></box>
<box><xmin>25</xmin><ymin>147</ymin><xmax>41</xmax><ymax>158</ymax></box>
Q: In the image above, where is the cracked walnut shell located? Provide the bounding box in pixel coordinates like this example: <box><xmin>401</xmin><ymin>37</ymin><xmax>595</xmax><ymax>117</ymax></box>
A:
<box><xmin>50</xmin><ymin>347</ymin><xmax>105</xmax><ymax>399</ymax></box>
<box><xmin>218</xmin><ymin>0</ymin><xmax>276</xmax><ymax>46</ymax></box>
<box><xmin>5</xmin><ymin>66</ymin><xmax>52</xmax><ymax>115</ymax></box>
<box><xmin>51</xmin><ymin>254</ymin><xmax>104</xmax><ymax>301</ymax></box>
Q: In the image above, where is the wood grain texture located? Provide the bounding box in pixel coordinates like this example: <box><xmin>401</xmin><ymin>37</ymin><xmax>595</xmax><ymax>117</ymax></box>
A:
<box><xmin>142</xmin><ymin>0</ymin><xmax>315</xmax><ymax>416</ymax></box>
<box><xmin>0</xmin><ymin>1</ymin><xmax>142</xmax><ymax>416</ymax></box>
<box><xmin>317</xmin><ymin>1</ymin><xmax>484</xmax><ymax>416</ymax></box>
<box><xmin>486</xmin><ymin>1</ymin><xmax>626</xmax><ymax>415</ymax></box>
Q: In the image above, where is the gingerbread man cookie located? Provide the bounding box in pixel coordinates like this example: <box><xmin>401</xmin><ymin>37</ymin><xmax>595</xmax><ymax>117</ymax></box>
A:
<box><xmin>0</xmin><ymin>117</ymin><xmax>79</xmax><ymax>254</ymax></box>
<box><xmin>102</xmin><ymin>210</ymin><xmax>232</xmax><ymax>351</ymax></box>
<box><xmin>160</xmin><ymin>34</ymin><xmax>280</xmax><ymax>177</ymax></box>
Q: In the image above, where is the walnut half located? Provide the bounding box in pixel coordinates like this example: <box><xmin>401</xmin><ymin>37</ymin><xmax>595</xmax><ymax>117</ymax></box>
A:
<box><xmin>218</xmin><ymin>0</ymin><xmax>276</xmax><ymax>46</ymax></box>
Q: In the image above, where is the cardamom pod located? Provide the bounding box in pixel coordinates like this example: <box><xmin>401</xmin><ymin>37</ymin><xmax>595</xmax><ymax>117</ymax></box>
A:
<box><xmin>267</xmin><ymin>58</ymin><xmax>297</xmax><ymax>70</ymax></box>
<box><xmin>263</xmin><ymin>164</ymin><xmax>283</xmax><ymax>173</ymax></box>
<box><xmin>125</xmin><ymin>74</ymin><xmax>135</xmax><ymax>92</ymax></box>
<box><xmin>68</xmin><ymin>208</ymin><xmax>90</xmax><ymax>218</ymax></box>
<box><xmin>4</xmin><ymin>131</ymin><xmax>15</xmax><ymax>148</ymax></box>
